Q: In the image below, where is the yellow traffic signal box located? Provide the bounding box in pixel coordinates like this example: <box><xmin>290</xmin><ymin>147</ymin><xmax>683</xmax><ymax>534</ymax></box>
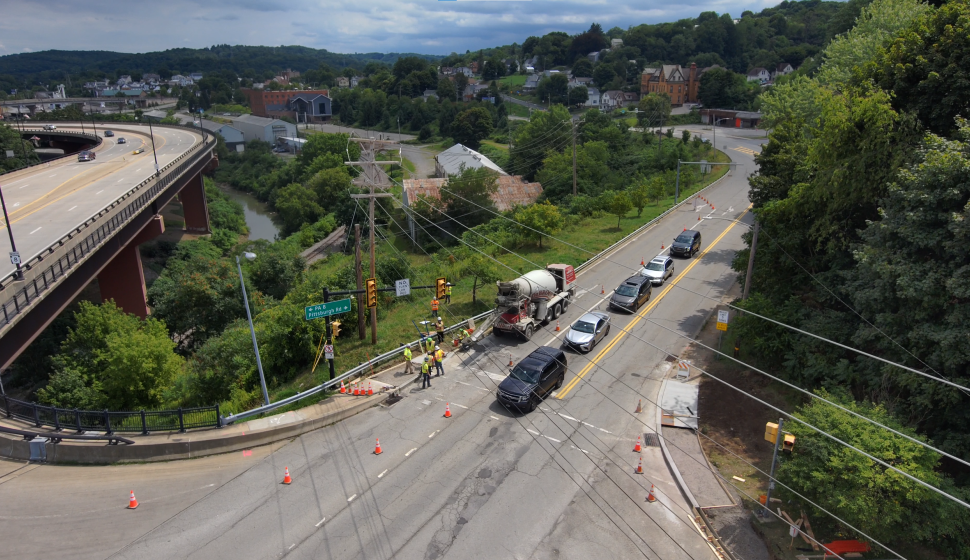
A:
<box><xmin>436</xmin><ymin>277</ymin><xmax>447</xmax><ymax>298</ymax></box>
<box><xmin>765</xmin><ymin>422</ymin><xmax>779</xmax><ymax>443</ymax></box>
<box><xmin>365</xmin><ymin>278</ymin><xmax>378</xmax><ymax>308</ymax></box>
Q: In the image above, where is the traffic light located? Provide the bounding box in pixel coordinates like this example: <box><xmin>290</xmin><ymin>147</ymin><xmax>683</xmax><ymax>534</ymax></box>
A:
<box><xmin>365</xmin><ymin>278</ymin><xmax>378</xmax><ymax>308</ymax></box>
<box><xmin>783</xmin><ymin>434</ymin><xmax>795</xmax><ymax>452</ymax></box>
<box><xmin>331</xmin><ymin>321</ymin><xmax>342</xmax><ymax>338</ymax></box>
<box><xmin>436</xmin><ymin>277</ymin><xmax>447</xmax><ymax>298</ymax></box>
<box><xmin>764</xmin><ymin>422</ymin><xmax>778</xmax><ymax>443</ymax></box>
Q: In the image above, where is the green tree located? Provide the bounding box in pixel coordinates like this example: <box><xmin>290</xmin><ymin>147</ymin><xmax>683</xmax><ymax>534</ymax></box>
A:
<box><xmin>535</xmin><ymin>140</ymin><xmax>611</xmax><ymax>201</ymax></box>
<box><xmin>592</xmin><ymin>64</ymin><xmax>617</xmax><ymax>89</ymax></box>
<box><xmin>0</xmin><ymin>123</ymin><xmax>36</xmax><ymax>171</ymax></box>
<box><xmin>571</xmin><ymin>58</ymin><xmax>594</xmax><ymax>78</ymax></box>
<box><xmin>567</xmin><ymin>86</ymin><xmax>589</xmax><ymax>107</ymax></box>
<box><xmin>274</xmin><ymin>183</ymin><xmax>323</xmax><ymax>235</ymax></box>
<box><xmin>647</xmin><ymin>176</ymin><xmax>665</xmax><ymax>205</ymax></box>
<box><xmin>440</xmin><ymin>166</ymin><xmax>499</xmax><ymax>232</ymax></box>
<box><xmin>510</xmin><ymin>105</ymin><xmax>572</xmax><ymax>180</ymax></box>
<box><xmin>436</xmin><ymin>77</ymin><xmax>456</xmax><ymax>102</ymax></box>
<box><xmin>536</xmin><ymin>73</ymin><xmax>569</xmax><ymax>104</ymax></box>
<box><xmin>628</xmin><ymin>180</ymin><xmax>650</xmax><ymax>217</ymax></box>
<box><xmin>600</xmin><ymin>190</ymin><xmax>632</xmax><ymax>228</ymax></box>
<box><xmin>450</xmin><ymin>107</ymin><xmax>494</xmax><ymax>150</ymax></box>
<box><xmin>697</xmin><ymin>68</ymin><xmax>755</xmax><ymax>110</ymax></box>
<box><xmin>459</xmin><ymin>254</ymin><xmax>501</xmax><ymax>303</ymax></box>
<box><xmin>637</xmin><ymin>93</ymin><xmax>672</xmax><ymax>127</ymax></box>
<box><xmin>307</xmin><ymin>166</ymin><xmax>352</xmax><ymax>209</ymax></box>
<box><xmin>514</xmin><ymin>201</ymin><xmax>564</xmax><ymax>247</ymax></box>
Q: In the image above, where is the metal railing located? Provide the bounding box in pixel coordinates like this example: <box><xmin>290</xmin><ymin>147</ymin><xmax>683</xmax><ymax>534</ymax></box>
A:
<box><xmin>0</xmin><ymin>125</ymin><xmax>215</xmax><ymax>331</ymax></box>
<box><xmin>0</xmin><ymin>394</ymin><xmax>221</xmax><ymax>434</ymax></box>
<box><xmin>0</xmin><ymin>128</ymin><xmax>102</xmax><ymax>178</ymax></box>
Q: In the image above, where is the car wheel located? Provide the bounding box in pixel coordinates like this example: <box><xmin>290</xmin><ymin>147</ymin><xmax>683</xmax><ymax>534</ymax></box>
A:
<box><xmin>528</xmin><ymin>395</ymin><xmax>539</xmax><ymax>412</ymax></box>
<box><xmin>553</xmin><ymin>303</ymin><xmax>562</xmax><ymax>319</ymax></box>
<box><xmin>493</xmin><ymin>329</ymin><xmax>504</xmax><ymax>338</ymax></box>
<box><xmin>524</xmin><ymin>324</ymin><xmax>534</xmax><ymax>340</ymax></box>
<box><xmin>606</xmin><ymin>325</ymin><xmax>611</xmax><ymax>336</ymax></box>
<box><xmin>555</xmin><ymin>373</ymin><xmax>564</xmax><ymax>390</ymax></box>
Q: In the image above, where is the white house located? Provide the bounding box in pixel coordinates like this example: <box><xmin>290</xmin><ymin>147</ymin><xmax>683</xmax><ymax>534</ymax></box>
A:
<box><xmin>611</xmin><ymin>38</ymin><xmax>623</xmax><ymax>48</ymax></box>
<box><xmin>746</xmin><ymin>67</ymin><xmax>771</xmax><ymax>83</ymax></box>
<box><xmin>772</xmin><ymin>63</ymin><xmax>794</xmax><ymax>79</ymax></box>
<box><xmin>583</xmin><ymin>87</ymin><xmax>601</xmax><ymax>108</ymax></box>
<box><xmin>455</xmin><ymin>67</ymin><xmax>474</xmax><ymax>78</ymax></box>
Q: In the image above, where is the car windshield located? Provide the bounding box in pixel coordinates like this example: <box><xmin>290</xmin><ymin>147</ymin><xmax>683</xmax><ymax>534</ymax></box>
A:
<box><xmin>572</xmin><ymin>320</ymin><xmax>596</xmax><ymax>333</ymax></box>
<box><xmin>615</xmin><ymin>285</ymin><xmax>637</xmax><ymax>296</ymax></box>
<box><xmin>675</xmin><ymin>235</ymin><xmax>693</xmax><ymax>244</ymax></box>
<box><xmin>509</xmin><ymin>365</ymin><xmax>539</xmax><ymax>384</ymax></box>
<box><xmin>646</xmin><ymin>262</ymin><xmax>664</xmax><ymax>271</ymax></box>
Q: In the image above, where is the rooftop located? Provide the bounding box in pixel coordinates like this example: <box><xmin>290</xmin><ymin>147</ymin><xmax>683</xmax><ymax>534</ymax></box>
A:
<box><xmin>403</xmin><ymin>175</ymin><xmax>543</xmax><ymax>212</ymax></box>
<box><xmin>435</xmin><ymin>143</ymin><xmax>507</xmax><ymax>176</ymax></box>
<box><xmin>230</xmin><ymin>114</ymin><xmax>290</xmax><ymax>127</ymax></box>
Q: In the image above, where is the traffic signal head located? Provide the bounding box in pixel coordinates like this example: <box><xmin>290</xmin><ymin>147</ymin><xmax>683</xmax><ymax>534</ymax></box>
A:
<box><xmin>783</xmin><ymin>434</ymin><xmax>795</xmax><ymax>452</ymax></box>
<box><xmin>365</xmin><ymin>278</ymin><xmax>378</xmax><ymax>308</ymax></box>
<box><xmin>331</xmin><ymin>321</ymin><xmax>342</xmax><ymax>338</ymax></box>
<box><xmin>436</xmin><ymin>277</ymin><xmax>447</xmax><ymax>298</ymax></box>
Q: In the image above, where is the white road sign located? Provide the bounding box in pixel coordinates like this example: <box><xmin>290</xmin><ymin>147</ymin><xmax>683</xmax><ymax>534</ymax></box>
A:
<box><xmin>395</xmin><ymin>279</ymin><xmax>411</xmax><ymax>297</ymax></box>
<box><xmin>717</xmin><ymin>310</ymin><xmax>729</xmax><ymax>324</ymax></box>
<box><xmin>324</xmin><ymin>344</ymin><xmax>334</xmax><ymax>360</ymax></box>
<box><xmin>9</xmin><ymin>252</ymin><xmax>21</xmax><ymax>265</ymax></box>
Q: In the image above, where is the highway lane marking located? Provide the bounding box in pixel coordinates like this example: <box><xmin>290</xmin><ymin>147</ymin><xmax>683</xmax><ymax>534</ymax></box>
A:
<box><xmin>456</xmin><ymin>380</ymin><xmax>488</xmax><ymax>391</ymax></box>
<box><xmin>557</xmin><ymin>207</ymin><xmax>751</xmax><ymax>399</ymax></box>
<box><xmin>29</xmin><ymin>227</ymin><xmax>41</xmax><ymax>234</ymax></box>
<box><xmin>347</xmin><ymin>494</ymin><xmax>357</xmax><ymax>502</ymax></box>
<box><xmin>570</xmin><ymin>445</ymin><xmax>591</xmax><ymax>454</ymax></box>
<box><xmin>19</xmin><ymin>184</ymin><xmax>29</xmax><ymax>189</ymax></box>
<box><xmin>378</xmin><ymin>470</ymin><xmax>387</xmax><ymax>479</ymax></box>
<box><xmin>67</xmin><ymin>206</ymin><xmax>76</xmax><ymax>211</ymax></box>
<box><xmin>526</xmin><ymin>428</ymin><xmax>562</xmax><ymax>443</ymax></box>
<box><xmin>450</xmin><ymin>403</ymin><xmax>468</xmax><ymax>409</ymax></box>
<box><xmin>95</xmin><ymin>190</ymin><xmax>103</xmax><ymax>194</ymax></box>
<box><xmin>490</xmin><ymin>415</ymin><xmax>499</xmax><ymax>420</ymax></box>
<box><xmin>429</xmin><ymin>430</ymin><xmax>438</xmax><ymax>438</ymax></box>
<box><xmin>405</xmin><ymin>448</ymin><xmax>417</xmax><ymax>457</ymax></box>
<box><xmin>288</xmin><ymin>544</ymin><xmax>296</xmax><ymax>551</ymax></box>
<box><xmin>315</xmin><ymin>518</ymin><xmax>327</xmax><ymax>527</ymax></box>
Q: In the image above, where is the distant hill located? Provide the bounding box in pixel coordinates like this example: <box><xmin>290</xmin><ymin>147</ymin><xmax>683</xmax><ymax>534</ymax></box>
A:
<box><xmin>0</xmin><ymin>45</ymin><xmax>441</xmax><ymax>81</ymax></box>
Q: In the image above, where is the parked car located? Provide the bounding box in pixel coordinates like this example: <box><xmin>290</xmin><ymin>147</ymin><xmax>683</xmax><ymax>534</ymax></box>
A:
<box><xmin>42</xmin><ymin>124</ymin><xmax>57</xmax><ymax>131</ymax></box>
<box><xmin>670</xmin><ymin>230</ymin><xmax>702</xmax><ymax>258</ymax></box>
<box><xmin>103</xmin><ymin>130</ymin><xmax>114</xmax><ymax>137</ymax></box>
<box><xmin>117</xmin><ymin>137</ymin><xmax>126</xmax><ymax>144</ymax></box>
<box><xmin>640</xmin><ymin>256</ymin><xmax>674</xmax><ymax>285</ymax></box>
<box><xmin>564</xmin><ymin>311</ymin><xmax>612</xmax><ymax>352</ymax></box>
<box><xmin>496</xmin><ymin>347</ymin><xmax>567</xmax><ymax>412</ymax></box>
<box><xmin>609</xmin><ymin>276</ymin><xmax>652</xmax><ymax>313</ymax></box>
<box><xmin>77</xmin><ymin>150</ymin><xmax>96</xmax><ymax>162</ymax></box>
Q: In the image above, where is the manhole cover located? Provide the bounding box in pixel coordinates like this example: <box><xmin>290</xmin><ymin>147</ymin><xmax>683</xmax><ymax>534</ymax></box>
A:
<box><xmin>643</xmin><ymin>433</ymin><xmax>661</xmax><ymax>447</ymax></box>
<box><xmin>664</xmin><ymin>355</ymin><xmax>677</xmax><ymax>363</ymax></box>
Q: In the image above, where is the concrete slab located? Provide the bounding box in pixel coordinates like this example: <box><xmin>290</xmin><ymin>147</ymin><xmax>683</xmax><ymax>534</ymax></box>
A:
<box><xmin>244</xmin><ymin>410</ymin><xmax>306</xmax><ymax>432</ymax></box>
<box><xmin>661</xmin><ymin>378</ymin><xmax>699</xmax><ymax>429</ymax></box>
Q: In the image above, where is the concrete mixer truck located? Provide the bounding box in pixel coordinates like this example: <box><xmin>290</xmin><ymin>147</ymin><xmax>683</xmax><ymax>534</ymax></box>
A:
<box><xmin>488</xmin><ymin>264</ymin><xmax>576</xmax><ymax>340</ymax></box>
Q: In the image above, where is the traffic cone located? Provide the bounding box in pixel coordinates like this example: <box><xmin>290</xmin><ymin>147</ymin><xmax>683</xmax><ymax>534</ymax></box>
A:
<box><xmin>444</xmin><ymin>403</ymin><xmax>452</xmax><ymax>418</ymax></box>
<box><xmin>367</xmin><ymin>382</ymin><xmax>373</xmax><ymax>396</ymax></box>
<box><xmin>340</xmin><ymin>380</ymin><xmax>346</xmax><ymax>394</ymax></box>
<box><xmin>661</xmin><ymin>244</ymin><xmax>665</xmax><ymax>250</ymax></box>
<box><xmin>556</xmin><ymin>320</ymin><xmax>560</xmax><ymax>332</ymax></box>
<box><xmin>509</xmin><ymin>353</ymin><xmax>514</xmax><ymax>367</ymax></box>
<box><xmin>647</xmin><ymin>484</ymin><xmax>657</xmax><ymax>502</ymax></box>
<box><xmin>353</xmin><ymin>383</ymin><xmax>359</xmax><ymax>396</ymax></box>
<box><xmin>635</xmin><ymin>399</ymin><xmax>642</xmax><ymax>413</ymax></box>
<box><xmin>711</xmin><ymin>205</ymin><xmax>715</xmax><ymax>210</ymax></box>
<box><xmin>283</xmin><ymin>467</ymin><xmax>292</xmax><ymax>484</ymax></box>
<box><xmin>601</xmin><ymin>284</ymin><xmax>605</xmax><ymax>294</ymax></box>
<box><xmin>634</xmin><ymin>436</ymin><xmax>642</xmax><ymax>453</ymax></box>
<box><xmin>641</xmin><ymin>257</ymin><xmax>645</xmax><ymax>266</ymax></box>
<box><xmin>127</xmin><ymin>490</ymin><xmax>139</xmax><ymax>509</ymax></box>
<box><xmin>684</xmin><ymin>227</ymin><xmax>687</xmax><ymax>232</ymax></box>
<box><xmin>374</xmin><ymin>438</ymin><xmax>383</xmax><ymax>455</ymax></box>
<box><xmin>698</xmin><ymin>215</ymin><xmax>701</xmax><ymax>221</ymax></box>
<box><xmin>636</xmin><ymin>456</ymin><xmax>644</xmax><ymax>474</ymax></box>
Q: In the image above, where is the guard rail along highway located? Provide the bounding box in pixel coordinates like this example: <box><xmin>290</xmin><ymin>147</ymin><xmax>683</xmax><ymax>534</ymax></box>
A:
<box><xmin>0</xmin><ymin>125</ymin><xmax>215</xmax><ymax>335</ymax></box>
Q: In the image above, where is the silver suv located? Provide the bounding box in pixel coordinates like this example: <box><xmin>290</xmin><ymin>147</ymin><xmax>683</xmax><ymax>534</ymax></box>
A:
<box><xmin>640</xmin><ymin>256</ymin><xmax>674</xmax><ymax>285</ymax></box>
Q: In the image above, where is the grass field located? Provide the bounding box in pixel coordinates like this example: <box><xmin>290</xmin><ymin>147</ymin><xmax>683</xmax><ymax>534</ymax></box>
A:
<box><xmin>507</xmin><ymin>103</ymin><xmax>531</xmax><ymax>118</ymax></box>
<box><xmin>499</xmin><ymin>75</ymin><xmax>528</xmax><ymax>88</ymax></box>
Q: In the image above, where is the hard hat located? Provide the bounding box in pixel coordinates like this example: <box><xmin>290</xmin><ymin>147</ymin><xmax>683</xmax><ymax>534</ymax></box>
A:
<box><xmin>437</xmin><ymin>317</ymin><xmax>442</xmax><ymax>321</ymax></box>
<box><xmin>424</xmin><ymin>356</ymin><xmax>429</xmax><ymax>361</ymax></box>
<box><xmin>435</xmin><ymin>345</ymin><xmax>440</xmax><ymax>350</ymax></box>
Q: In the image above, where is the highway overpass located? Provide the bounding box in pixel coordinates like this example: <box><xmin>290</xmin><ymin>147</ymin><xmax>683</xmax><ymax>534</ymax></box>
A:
<box><xmin>0</xmin><ymin>122</ymin><xmax>217</xmax><ymax>370</ymax></box>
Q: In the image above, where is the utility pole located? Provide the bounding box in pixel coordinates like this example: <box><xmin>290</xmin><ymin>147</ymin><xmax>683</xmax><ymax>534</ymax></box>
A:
<box><xmin>347</xmin><ymin>135</ymin><xmax>398</xmax><ymax>344</ymax></box>
<box><xmin>354</xmin><ymin>223</ymin><xmax>366</xmax><ymax>340</ymax></box>
<box><xmin>572</xmin><ymin>118</ymin><xmax>577</xmax><ymax>196</ymax></box>
<box><xmin>763</xmin><ymin>417</ymin><xmax>784</xmax><ymax>517</ymax></box>
<box><xmin>742</xmin><ymin>220</ymin><xmax>760</xmax><ymax>302</ymax></box>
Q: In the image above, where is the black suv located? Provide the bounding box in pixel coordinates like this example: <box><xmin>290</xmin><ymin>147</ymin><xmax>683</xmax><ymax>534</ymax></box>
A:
<box><xmin>670</xmin><ymin>230</ymin><xmax>702</xmax><ymax>258</ymax></box>
<box><xmin>609</xmin><ymin>275</ymin><xmax>652</xmax><ymax>313</ymax></box>
<box><xmin>496</xmin><ymin>347</ymin><xmax>567</xmax><ymax>412</ymax></box>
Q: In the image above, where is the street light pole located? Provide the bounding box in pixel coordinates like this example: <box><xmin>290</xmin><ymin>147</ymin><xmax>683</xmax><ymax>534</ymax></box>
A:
<box><xmin>236</xmin><ymin>252</ymin><xmax>270</xmax><ymax>406</ymax></box>
<box><xmin>145</xmin><ymin>115</ymin><xmax>160</xmax><ymax>176</ymax></box>
<box><xmin>0</xmin><ymin>183</ymin><xmax>24</xmax><ymax>280</ymax></box>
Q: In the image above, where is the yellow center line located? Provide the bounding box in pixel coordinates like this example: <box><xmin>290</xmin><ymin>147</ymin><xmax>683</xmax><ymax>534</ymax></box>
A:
<box><xmin>557</xmin><ymin>207</ymin><xmax>751</xmax><ymax>399</ymax></box>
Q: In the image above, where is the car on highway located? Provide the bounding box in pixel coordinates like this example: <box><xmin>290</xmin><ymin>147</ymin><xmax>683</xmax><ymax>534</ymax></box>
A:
<box><xmin>670</xmin><ymin>229</ymin><xmax>702</xmax><ymax>258</ymax></box>
<box><xmin>103</xmin><ymin>130</ymin><xmax>114</xmax><ymax>137</ymax></box>
<box><xmin>564</xmin><ymin>311</ymin><xmax>612</xmax><ymax>352</ymax></box>
<box><xmin>640</xmin><ymin>256</ymin><xmax>674</xmax><ymax>285</ymax></box>
<box><xmin>496</xmin><ymin>346</ymin><xmax>567</xmax><ymax>412</ymax></box>
<box><xmin>132</xmin><ymin>147</ymin><xmax>145</xmax><ymax>154</ymax></box>
<box><xmin>43</xmin><ymin>124</ymin><xmax>57</xmax><ymax>131</ymax></box>
<box><xmin>117</xmin><ymin>137</ymin><xmax>126</xmax><ymax>144</ymax></box>
<box><xmin>77</xmin><ymin>150</ymin><xmax>96</xmax><ymax>162</ymax></box>
<box><xmin>609</xmin><ymin>276</ymin><xmax>651</xmax><ymax>313</ymax></box>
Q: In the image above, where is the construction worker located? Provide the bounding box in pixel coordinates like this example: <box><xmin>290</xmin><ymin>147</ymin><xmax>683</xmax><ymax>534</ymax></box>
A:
<box><xmin>435</xmin><ymin>316</ymin><xmax>445</xmax><ymax>343</ymax></box>
<box><xmin>424</xmin><ymin>336</ymin><xmax>435</xmax><ymax>355</ymax></box>
<box><xmin>403</xmin><ymin>344</ymin><xmax>414</xmax><ymax>376</ymax></box>
<box><xmin>430</xmin><ymin>296</ymin><xmax>440</xmax><ymax>316</ymax></box>
<box><xmin>421</xmin><ymin>357</ymin><xmax>432</xmax><ymax>389</ymax></box>
<box><xmin>444</xmin><ymin>283</ymin><xmax>452</xmax><ymax>304</ymax></box>
<box><xmin>434</xmin><ymin>345</ymin><xmax>445</xmax><ymax>377</ymax></box>
<box><xmin>458</xmin><ymin>326</ymin><xmax>470</xmax><ymax>341</ymax></box>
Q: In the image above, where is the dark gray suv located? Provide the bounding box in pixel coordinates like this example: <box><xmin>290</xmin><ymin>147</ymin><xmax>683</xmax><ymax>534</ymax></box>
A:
<box><xmin>670</xmin><ymin>230</ymin><xmax>702</xmax><ymax>258</ymax></box>
<box><xmin>496</xmin><ymin>347</ymin><xmax>567</xmax><ymax>412</ymax></box>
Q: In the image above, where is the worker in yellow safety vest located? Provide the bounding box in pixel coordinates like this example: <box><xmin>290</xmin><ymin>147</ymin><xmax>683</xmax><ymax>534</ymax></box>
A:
<box><xmin>424</xmin><ymin>336</ymin><xmax>435</xmax><ymax>355</ymax></box>
<box><xmin>421</xmin><ymin>357</ymin><xmax>432</xmax><ymax>389</ymax></box>
<box><xmin>434</xmin><ymin>346</ymin><xmax>445</xmax><ymax>377</ymax></box>
<box><xmin>444</xmin><ymin>283</ymin><xmax>452</xmax><ymax>304</ymax></box>
<box><xmin>403</xmin><ymin>344</ymin><xmax>414</xmax><ymax>375</ymax></box>
<box><xmin>458</xmin><ymin>328</ymin><xmax>470</xmax><ymax>341</ymax></box>
<box><xmin>435</xmin><ymin>317</ymin><xmax>445</xmax><ymax>343</ymax></box>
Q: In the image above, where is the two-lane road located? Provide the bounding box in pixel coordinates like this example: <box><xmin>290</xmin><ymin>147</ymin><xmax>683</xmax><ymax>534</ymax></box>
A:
<box><xmin>0</xmin><ymin>123</ymin><xmax>204</xmax><ymax>279</ymax></box>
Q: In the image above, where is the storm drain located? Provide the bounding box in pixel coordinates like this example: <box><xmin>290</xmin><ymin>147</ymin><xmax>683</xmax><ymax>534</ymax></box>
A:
<box><xmin>642</xmin><ymin>433</ymin><xmax>661</xmax><ymax>447</ymax></box>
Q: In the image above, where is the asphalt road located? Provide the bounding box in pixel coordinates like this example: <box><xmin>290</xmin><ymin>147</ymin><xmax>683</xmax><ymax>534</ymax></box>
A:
<box><xmin>0</xmin><ymin>123</ymin><xmax>203</xmax><ymax>279</ymax></box>
<box><xmin>0</xmin><ymin>126</ymin><xmax>766</xmax><ymax>560</ymax></box>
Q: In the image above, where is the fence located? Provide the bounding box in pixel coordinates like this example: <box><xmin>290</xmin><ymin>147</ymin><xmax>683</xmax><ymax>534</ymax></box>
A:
<box><xmin>0</xmin><ymin>394</ymin><xmax>221</xmax><ymax>434</ymax></box>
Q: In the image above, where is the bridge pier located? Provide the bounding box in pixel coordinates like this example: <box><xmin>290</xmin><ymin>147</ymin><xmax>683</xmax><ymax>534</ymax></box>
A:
<box><xmin>97</xmin><ymin>215</ymin><xmax>164</xmax><ymax>318</ymax></box>
<box><xmin>179</xmin><ymin>173</ymin><xmax>210</xmax><ymax>233</ymax></box>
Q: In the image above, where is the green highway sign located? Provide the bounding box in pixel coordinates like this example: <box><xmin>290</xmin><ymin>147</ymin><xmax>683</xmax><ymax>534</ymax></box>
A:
<box><xmin>305</xmin><ymin>298</ymin><xmax>352</xmax><ymax>321</ymax></box>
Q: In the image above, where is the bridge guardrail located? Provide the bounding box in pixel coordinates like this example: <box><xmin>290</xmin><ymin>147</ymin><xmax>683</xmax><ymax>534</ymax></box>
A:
<box><xmin>0</xmin><ymin>394</ymin><xmax>221</xmax><ymax>434</ymax></box>
<box><xmin>0</xmin><ymin>124</ymin><xmax>214</xmax><ymax>331</ymax></box>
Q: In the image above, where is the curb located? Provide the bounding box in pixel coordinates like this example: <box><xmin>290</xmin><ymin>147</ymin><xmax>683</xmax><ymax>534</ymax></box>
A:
<box><xmin>0</xmin><ymin>392</ymin><xmax>385</xmax><ymax>464</ymax></box>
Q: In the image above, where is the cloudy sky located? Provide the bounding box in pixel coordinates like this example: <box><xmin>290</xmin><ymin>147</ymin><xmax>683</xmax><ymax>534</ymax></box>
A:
<box><xmin>1</xmin><ymin>0</ymin><xmax>790</xmax><ymax>56</ymax></box>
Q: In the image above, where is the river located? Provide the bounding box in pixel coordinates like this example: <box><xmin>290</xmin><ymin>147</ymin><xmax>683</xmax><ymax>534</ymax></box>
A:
<box><xmin>217</xmin><ymin>185</ymin><xmax>282</xmax><ymax>242</ymax></box>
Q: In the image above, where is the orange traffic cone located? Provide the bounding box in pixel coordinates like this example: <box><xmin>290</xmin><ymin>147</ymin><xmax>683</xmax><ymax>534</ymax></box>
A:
<box><xmin>684</xmin><ymin>227</ymin><xmax>687</xmax><ymax>232</ymax></box>
<box><xmin>352</xmin><ymin>383</ymin><xmax>358</xmax><ymax>396</ymax></box>
<box><xmin>647</xmin><ymin>484</ymin><xmax>657</xmax><ymax>502</ymax></box>
<box><xmin>641</xmin><ymin>257</ymin><xmax>645</xmax><ymax>266</ymax></box>
<box><xmin>636</xmin><ymin>456</ymin><xmax>644</xmax><ymax>474</ymax></box>
<box><xmin>283</xmin><ymin>467</ymin><xmax>292</xmax><ymax>484</ymax></box>
<box><xmin>374</xmin><ymin>438</ymin><xmax>383</xmax><ymax>455</ymax></box>
<box><xmin>367</xmin><ymin>382</ymin><xmax>373</xmax><ymax>396</ymax></box>
<box><xmin>509</xmin><ymin>353</ymin><xmax>514</xmax><ymax>367</ymax></box>
<box><xmin>635</xmin><ymin>399</ymin><xmax>642</xmax><ymax>413</ymax></box>
<box><xmin>555</xmin><ymin>320</ymin><xmax>560</xmax><ymax>332</ymax></box>
<box><xmin>444</xmin><ymin>403</ymin><xmax>452</xmax><ymax>418</ymax></box>
<box><xmin>634</xmin><ymin>436</ymin><xmax>642</xmax><ymax>453</ymax></box>
<box><xmin>698</xmin><ymin>215</ymin><xmax>701</xmax><ymax>221</ymax></box>
<box><xmin>127</xmin><ymin>490</ymin><xmax>139</xmax><ymax>509</ymax></box>
<box><xmin>711</xmin><ymin>206</ymin><xmax>715</xmax><ymax>211</ymax></box>
<box><xmin>661</xmin><ymin>244</ymin><xmax>665</xmax><ymax>250</ymax></box>
<box><xmin>340</xmin><ymin>380</ymin><xmax>346</xmax><ymax>394</ymax></box>
<box><xmin>601</xmin><ymin>284</ymin><xmax>605</xmax><ymax>294</ymax></box>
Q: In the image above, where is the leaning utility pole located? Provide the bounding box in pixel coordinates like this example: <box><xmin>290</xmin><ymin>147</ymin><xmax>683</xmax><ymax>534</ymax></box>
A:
<box><xmin>742</xmin><ymin>220</ymin><xmax>760</xmax><ymax>302</ymax></box>
<box><xmin>347</xmin><ymin>135</ymin><xmax>399</xmax><ymax>344</ymax></box>
<box><xmin>354</xmin><ymin>223</ymin><xmax>366</xmax><ymax>340</ymax></box>
<box><xmin>572</xmin><ymin>119</ymin><xmax>578</xmax><ymax>196</ymax></box>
